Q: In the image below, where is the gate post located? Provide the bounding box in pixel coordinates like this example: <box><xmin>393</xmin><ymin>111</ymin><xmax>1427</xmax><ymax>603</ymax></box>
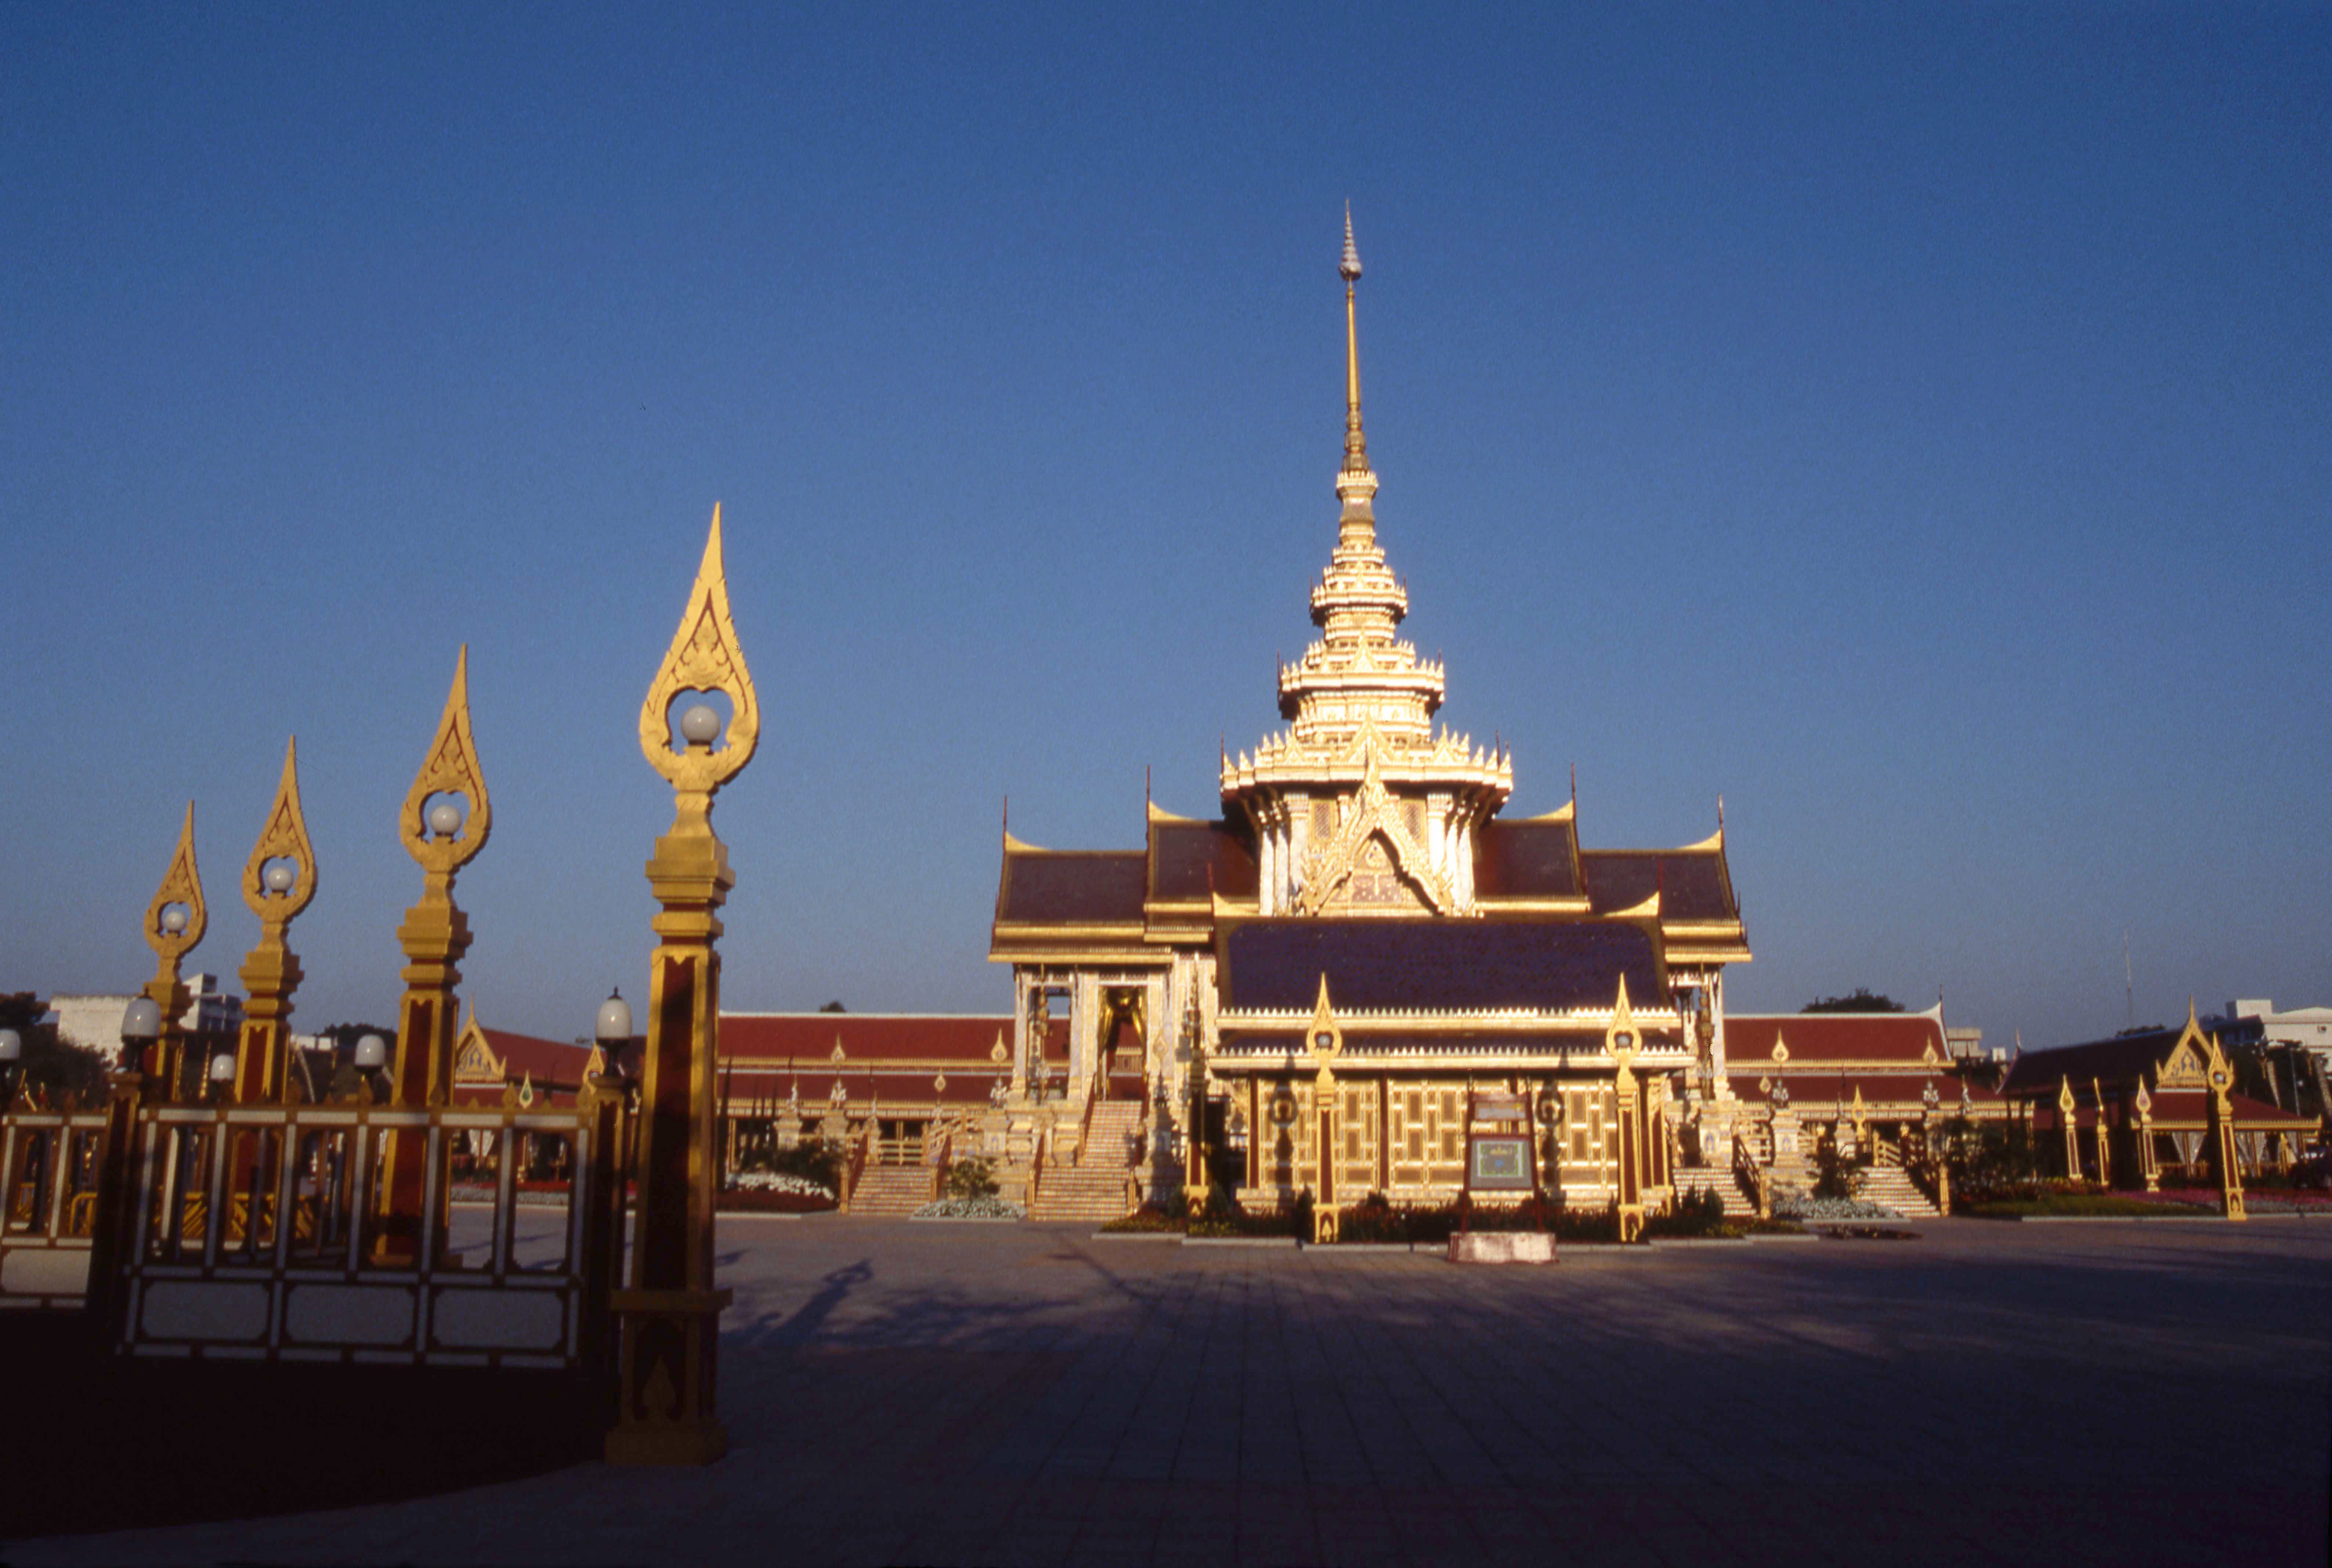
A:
<box><xmin>231</xmin><ymin>738</ymin><xmax>319</xmax><ymax>1105</ymax></box>
<box><xmin>137</xmin><ymin>805</ymin><xmax>208</xmax><ymax>1102</ymax></box>
<box><xmin>377</xmin><ymin>650</ymin><xmax>492</xmax><ymax>1264</ymax></box>
<box><xmin>608</xmin><ymin>507</ymin><xmax>760</xmax><ymax>1467</ymax></box>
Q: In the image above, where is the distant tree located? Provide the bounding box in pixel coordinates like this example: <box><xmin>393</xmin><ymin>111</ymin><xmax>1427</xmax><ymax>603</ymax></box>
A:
<box><xmin>1801</xmin><ymin>989</ymin><xmax>1905</xmax><ymax>1014</ymax></box>
<box><xmin>817</xmin><ymin>1000</ymin><xmax>846</xmax><ymax>1014</ymax></box>
<box><xmin>0</xmin><ymin>992</ymin><xmax>109</xmax><ymax>1104</ymax></box>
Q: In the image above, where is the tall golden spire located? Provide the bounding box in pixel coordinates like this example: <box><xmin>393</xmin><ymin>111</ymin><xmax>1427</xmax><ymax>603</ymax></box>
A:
<box><xmin>1337</xmin><ymin>206</ymin><xmax>1376</xmax><ymax>506</ymax></box>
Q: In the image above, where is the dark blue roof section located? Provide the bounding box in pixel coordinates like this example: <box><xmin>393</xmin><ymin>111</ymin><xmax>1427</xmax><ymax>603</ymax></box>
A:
<box><xmin>1149</xmin><ymin>819</ymin><xmax>1259</xmax><ymax>902</ymax></box>
<box><xmin>1580</xmin><ymin>850</ymin><xmax>1738</xmax><ymax>921</ymax></box>
<box><xmin>1474</xmin><ymin>819</ymin><xmax>1583</xmax><ymax>899</ymax></box>
<box><xmin>1217</xmin><ymin>918</ymin><xmax>1663</xmax><ymax>1013</ymax></box>
<box><xmin>998</xmin><ymin>851</ymin><xmax>1148</xmax><ymax>923</ymax></box>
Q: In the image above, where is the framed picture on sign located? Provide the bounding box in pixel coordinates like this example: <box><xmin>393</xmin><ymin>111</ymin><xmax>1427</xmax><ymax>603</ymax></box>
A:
<box><xmin>1469</xmin><ymin>1135</ymin><xmax>1533</xmax><ymax>1191</ymax></box>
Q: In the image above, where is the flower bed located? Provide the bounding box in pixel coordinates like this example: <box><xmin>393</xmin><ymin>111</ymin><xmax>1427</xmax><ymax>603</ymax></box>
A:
<box><xmin>1098</xmin><ymin>1206</ymin><xmax>1186</xmax><ymax>1234</ymax></box>
<box><xmin>1774</xmin><ymin>1194</ymin><xmax>1903</xmax><ymax>1221</ymax></box>
<box><xmin>910</xmin><ymin>1196</ymin><xmax>1025</xmax><ymax>1221</ymax></box>
<box><xmin>1333</xmin><ymin>1195</ymin><xmax>1626</xmax><ymax>1244</ymax></box>
<box><xmin>719</xmin><ymin>1170</ymin><xmax>836</xmax><ymax>1214</ymax></box>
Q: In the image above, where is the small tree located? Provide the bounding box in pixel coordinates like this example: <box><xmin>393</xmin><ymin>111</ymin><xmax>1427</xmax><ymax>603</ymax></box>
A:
<box><xmin>943</xmin><ymin>1156</ymin><xmax>1000</xmax><ymax>1201</ymax></box>
<box><xmin>0</xmin><ymin>993</ymin><xmax>108</xmax><ymax>1105</ymax></box>
<box><xmin>1802</xmin><ymin>990</ymin><xmax>1905</xmax><ymax>1014</ymax></box>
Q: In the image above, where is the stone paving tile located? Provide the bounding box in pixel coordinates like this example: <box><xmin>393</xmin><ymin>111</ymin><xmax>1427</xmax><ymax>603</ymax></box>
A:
<box><xmin>6</xmin><ymin>1221</ymin><xmax>2329</xmax><ymax>1566</ymax></box>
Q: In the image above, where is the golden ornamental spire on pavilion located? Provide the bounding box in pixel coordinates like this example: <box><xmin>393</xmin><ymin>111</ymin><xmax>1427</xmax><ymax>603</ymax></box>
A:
<box><xmin>1220</xmin><ymin>216</ymin><xmax>1512</xmax><ymax>918</ymax></box>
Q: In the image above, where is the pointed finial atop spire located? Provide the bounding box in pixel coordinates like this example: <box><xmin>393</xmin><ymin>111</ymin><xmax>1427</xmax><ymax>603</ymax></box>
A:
<box><xmin>1337</xmin><ymin>207</ymin><xmax>1376</xmax><ymax>505</ymax></box>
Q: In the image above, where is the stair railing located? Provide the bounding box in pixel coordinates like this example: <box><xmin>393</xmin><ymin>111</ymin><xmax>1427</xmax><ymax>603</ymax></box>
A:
<box><xmin>928</xmin><ymin>1126</ymin><xmax>951</xmax><ymax>1204</ymax></box>
<box><xmin>1028</xmin><ymin>1124</ymin><xmax>1046</xmax><ymax>1214</ymax></box>
<box><xmin>1733</xmin><ymin>1127</ymin><xmax>1771</xmax><ymax>1220</ymax></box>
<box><xmin>839</xmin><ymin>1120</ymin><xmax>872</xmax><ymax>1214</ymax></box>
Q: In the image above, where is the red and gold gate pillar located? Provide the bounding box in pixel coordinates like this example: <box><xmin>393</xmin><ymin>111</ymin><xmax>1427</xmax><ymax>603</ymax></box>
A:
<box><xmin>608</xmin><ymin>507</ymin><xmax>760</xmax><ymax>1467</ymax></box>
<box><xmin>232</xmin><ymin>739</ymin><xmax>318</xmax><ymax>1104</ymax></box>
<box><xmin>378</xmin><ymin>650</ymin><xmax>492</xmax><ymax>1262</ymax></box>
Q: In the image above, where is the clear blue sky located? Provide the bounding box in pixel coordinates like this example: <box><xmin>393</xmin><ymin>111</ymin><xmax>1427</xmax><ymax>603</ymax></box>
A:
<box><xmin>4</xmin><ymin>4</ymin><xmax>2326</xmax><ymax>1049</ymax></box>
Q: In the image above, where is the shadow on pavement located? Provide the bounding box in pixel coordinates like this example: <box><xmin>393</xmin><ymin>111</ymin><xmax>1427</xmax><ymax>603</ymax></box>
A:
<box><xmin>0</xmin><ymin>1312</ymin><xmax>604</xmax><ymax>1543</ymax></box>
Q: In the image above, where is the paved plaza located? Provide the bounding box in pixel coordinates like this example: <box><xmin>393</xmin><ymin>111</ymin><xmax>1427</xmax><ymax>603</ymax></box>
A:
<box><xmin>8</xmin><ymin>1218</ymin><xmax>2328</xmax><ymax>1567</ymax></box>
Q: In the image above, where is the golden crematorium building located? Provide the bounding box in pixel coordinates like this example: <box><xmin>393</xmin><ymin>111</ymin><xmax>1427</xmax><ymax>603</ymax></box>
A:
<box><xmin>989</xmin><ymin>222</ymin><xmax>1751</xmax><ymax>1232</ymax></box>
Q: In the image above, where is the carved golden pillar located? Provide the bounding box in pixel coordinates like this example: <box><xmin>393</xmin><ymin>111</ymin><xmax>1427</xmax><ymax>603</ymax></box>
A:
<box><xmin>2089</xmin><ymin>1077</ymin><xmax>2113</xmax><ymax>1189</ymax></box>
<box><xmin>136</xmin><ymin>806</ymin><xmax>208</xmax><ymax>1102</ymax></box>
<box><xmin>2056</xmin><ymin>1076</ymin><xmax>2081</xmax><ymax>1181</ymax></box>
<box><xmin>2134</xmin><ymin>1078</ymin><xmax>2159</xmax><ymax>1191</ymax></box>
<box><xmin>2205</xmin><ymin>1039</ymin><xmax>2246</xmax><ymax>1222</ymax></box>
<box><xmin>233</xmin><ymin>739</ymin><xmax>319</xmax><ymax>1104</ymax></box>
<box><xmin>1307</xmin><ymin>978</ymin><xmax>1342</xmax><ymax>1244</ymax></box>
<box><xmin>1184</xmin><ymin>1044</ymin><xmax>1206</xmax><ymax>1195</ymax></box>
<box><xmin>608</xmin><ymin>507</ymin><xmax>760</xmax><ymax>1467</ymax></box>
<box><xmin>377</xmin><ymin>650</ymin><xmax>492</xmax><ymax>1262</ymax></box>
<box><xmin>1609</xmin><ymin>977</ymin><xmax>1645</xmax><ymax>1243</ymax></box>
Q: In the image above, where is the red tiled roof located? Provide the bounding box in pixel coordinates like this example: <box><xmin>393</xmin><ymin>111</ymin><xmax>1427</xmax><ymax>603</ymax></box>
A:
<box><xmin>1999</xmin><ymin>1029</ymin><xmax>2185</xmax><ymax>1096</ymax></box>
<box><xmin>718</xmin><ymin>1014</ymin><xmax>1013</xmax><ymax>1066</ymax></box>
<box><xmin>478</xmin><ymin>1028</ymin><xmax>590</xmax><ymax>1090</ymax></box>
<box><xmin>719</xmin><ymin>1066</ymin><xmax>1007</xmax><ymax>1109</ymax></box>
<box><xmin>1728</xmin><ymin>1012</ymin><xmax>1949</xmax><ymax>1066</ymax></box>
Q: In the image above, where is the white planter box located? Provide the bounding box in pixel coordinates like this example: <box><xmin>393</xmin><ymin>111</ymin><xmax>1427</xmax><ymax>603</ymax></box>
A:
<box><xmin>1448</xmin><ymin>1231</ymin><xmax>1555</xmax><ymax>1265</ymax></box>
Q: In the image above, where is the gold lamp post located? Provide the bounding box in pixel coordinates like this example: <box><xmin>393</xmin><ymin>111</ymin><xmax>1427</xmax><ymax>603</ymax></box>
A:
<box><xmin>232</xmin><ymin>738</ymin><xmax>319</xmax><ymax>1103</ymax></box>
<box><xmin>2204</xmin><ymin>1036</ymin><xmax>2247</xmax><ymax>1222</ymax></box>
<box><xmin>135</xmin><ymin>805</ymin><xmax>209</xmax><ymax>1101</ymax></box>
<box><xmin>607</xmin><ymin>506</ymin><xmax>759</xmax><ymax>1467</ymax></box>
<box><xmin>377</xmin><ymin>649</ymin><xmax>492</xmax><ymax>1262</ymax></box>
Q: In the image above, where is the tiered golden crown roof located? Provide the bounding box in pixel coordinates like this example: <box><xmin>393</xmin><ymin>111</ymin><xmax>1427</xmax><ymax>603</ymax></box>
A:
<box><xmin>1223</xmin><ymin>212</ymin><xmax>1511</xmax><ymax>801</ymax></box>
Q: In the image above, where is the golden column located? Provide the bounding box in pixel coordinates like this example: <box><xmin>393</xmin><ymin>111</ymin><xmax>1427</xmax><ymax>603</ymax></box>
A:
<box><xmin>1608</xmin><ymin>976</ymin><xmax>1646</xmax><ymax>1243</ymax></box>
<box><xmin>2203</xmin><ymin>1037</ymin><xmax>2247</xmax><ymax>1222</ymax></box>
<box><xmin>2089</xmin><ymin>1077</ymin><xmax>2113</xmax><ymax>1189</ymax></box>
<box><xmin>2134</xmin><ymin>1077</ymin><xmax>2160</xmax><ymax>1191</ymax></box>
<box><xmin>232</xmin><ymin>739</ymin><xmax>319</xmax><ymax>1103</ymax></box>
<box><xmin>377</xmin><ymin>650</ymin><xmax>493</xmax><ymax>1261</ymax></box>
<box><xmin>1307</xmin><ymin>977</ymin><xmax>1342</xmax><ymax>1245</ymax></box>
<box><xmin>608</xmin><ymin>506</ymin><xmax>760</xmax><ymax>1467</ymax></box>
<box><xmin>2056</xmin><ymin>1076</ymin><xmax>2082</xmax><ymax>1181</ymax></box>
<box><xmin>135</xmin><ymin>805</ymin><xmax>209</xmax><ymax>1101</ymax></box>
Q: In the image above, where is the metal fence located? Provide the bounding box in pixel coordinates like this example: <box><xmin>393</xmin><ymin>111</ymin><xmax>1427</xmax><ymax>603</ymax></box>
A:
<box><xmin>105</xmin><ymin>1097</ymin><xmax>622</xmax><ymax>1368</ymax></box>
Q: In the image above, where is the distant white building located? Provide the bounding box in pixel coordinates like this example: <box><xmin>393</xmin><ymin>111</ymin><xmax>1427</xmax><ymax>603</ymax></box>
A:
<box><xmin>2218</xmin><ymin>999</ymin><xmax>2332</xmax><ymax>1120</ymax></box>
<box><xmin>49</xmin><ymin>974</ymin><xmax>245</xmax><ymax>1065</ymax></box>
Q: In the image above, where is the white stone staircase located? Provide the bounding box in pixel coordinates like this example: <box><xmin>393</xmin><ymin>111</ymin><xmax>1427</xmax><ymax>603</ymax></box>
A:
<box><xmin>1858</xmin><ymin>1162</ymin><xmax>1941</xmax><ymax>1219</ymax></box>
<box><xmin>848</xmin><ymin>1164</ymin><xmax>934</xmax><ymax>1217</ymax></box>
<box><xmin>1031</xmin><ymin>1099</ymin><xmax>1140</xmax><ymax>1224</ymax></box>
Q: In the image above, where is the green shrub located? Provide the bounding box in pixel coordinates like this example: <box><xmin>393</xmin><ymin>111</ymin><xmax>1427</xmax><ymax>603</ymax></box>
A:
<box><xmin>768</xmin><ymin>1136</ymin><xmax>843</xmax><ymax>1191</ymax></box>
<box><xmin>943</xmin><ymin>1156</ymin><xmax>999</xmax><ymax>1201</ymax></box>
<box><xmin>1645</xmin><ymin>1186</ymin><xmax>1731</xmax><ymax>1239</ymax></box>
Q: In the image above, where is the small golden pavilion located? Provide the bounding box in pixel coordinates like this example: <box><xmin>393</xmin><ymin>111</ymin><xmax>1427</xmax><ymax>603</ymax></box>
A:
<box><xmin>989</xmin><ymin>219</ymin><xmax>1751</xmax><ymax>1221</ymax></box>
